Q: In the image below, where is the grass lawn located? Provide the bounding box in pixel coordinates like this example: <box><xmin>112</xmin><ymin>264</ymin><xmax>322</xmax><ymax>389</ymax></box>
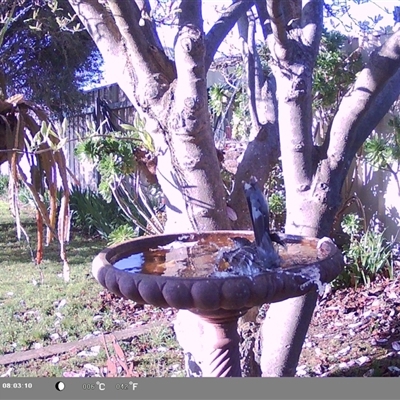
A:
<box><xmin>0</xmin><ymin>200</ymin><xmax>184</xmax><ymax>377</ymax></box>
<box><xmin>2</xmin><ymin>198</ymin><xmax>399</xmax><ymax>378</ymax></box>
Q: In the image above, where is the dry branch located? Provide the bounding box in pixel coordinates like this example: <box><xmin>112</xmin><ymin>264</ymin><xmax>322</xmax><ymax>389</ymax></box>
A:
<box><xmin>0</xmin><ymin>321</ymin><xmax>170</xmax><ymax>366</ymax></box>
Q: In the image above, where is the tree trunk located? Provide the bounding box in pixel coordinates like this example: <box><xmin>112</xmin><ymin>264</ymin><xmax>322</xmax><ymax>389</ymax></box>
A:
<box><xmin>258</xmin><ymin>0</ymin><xmax>325</xmax><ymax>377</ymax></box>
<box><xmin>260</xmin><ymin>1</ymin><xmax>400</xmax><ymax>376</ymax></box>
<box><xmin>260</xmin><ymin>290</ymin><xmax>318</xmax><ymax>376</ymax></box>
<box><xmin>68</xmin><ymin>0</ymin><xmax>240</xmax><ymax>232</ymax></box>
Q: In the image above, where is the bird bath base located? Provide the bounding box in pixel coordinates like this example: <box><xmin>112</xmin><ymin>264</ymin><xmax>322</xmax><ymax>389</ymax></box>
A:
<box><xmin>92</xmin><ymin>231</ymin><xmax>343</xmax><ymax>377</ymax></box>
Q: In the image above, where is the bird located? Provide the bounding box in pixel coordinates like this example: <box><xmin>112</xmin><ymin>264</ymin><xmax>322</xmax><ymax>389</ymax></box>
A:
<box><xmin>243</xmin><ymin>176</ymin><xmax>285</xmax><ymax>266</ymax></box>
<box><xmin>219</xmin><ymin>177</ymin><xmax>284</xmax><ymax>274</ymax></box>
<box><xmin>244</xmin><ymin>176</ymin><xmax>285</xmax><ymax>249</ymax></box>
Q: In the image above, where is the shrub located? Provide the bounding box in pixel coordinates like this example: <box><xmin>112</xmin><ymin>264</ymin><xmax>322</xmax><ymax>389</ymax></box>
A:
<box><xmin>107</xmin><ymin>224</ymin><xmax>137</xmax><ymax>245</ymax></box>
<box><xmin>334</xmin><ymin>213</ymin><xmax>393</xmax><ymax>288</ymax></box>
<box><xmin>266</xmin><ymin>161</ymin><xmax>286</xmax><ymax>231</ymax></box>
<box><xmin>69</xmin><ymin>185</ymin><xmax>133</xmax><ymax>240</ymax></box>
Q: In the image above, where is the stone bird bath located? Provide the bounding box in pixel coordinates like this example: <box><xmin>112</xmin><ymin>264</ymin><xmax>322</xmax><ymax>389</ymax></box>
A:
<box><xmin>92</xmin><ymin>230</ymin><xmax>343</xmax><ymax>377</ymax></box>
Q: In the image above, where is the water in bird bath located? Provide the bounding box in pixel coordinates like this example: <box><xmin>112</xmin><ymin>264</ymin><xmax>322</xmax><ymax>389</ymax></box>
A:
<box><xmin>113</xmin><ymin>233</ymin><xmax>323</xmax><ymax>278</ymax></box>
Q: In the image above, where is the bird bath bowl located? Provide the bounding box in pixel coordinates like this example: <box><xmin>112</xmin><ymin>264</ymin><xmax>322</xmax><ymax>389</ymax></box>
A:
<box><xmin>92</xmin><ymin>230</ymin><xmax>343</xmax><ymax>377</ymax></box>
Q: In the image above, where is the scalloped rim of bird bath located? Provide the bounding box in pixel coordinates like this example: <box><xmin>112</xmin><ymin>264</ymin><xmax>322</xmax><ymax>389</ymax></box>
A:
<box><xmin>92</xmin><ymin>231</ymin><xmax>343</xmax><ymax>315</ymax></box>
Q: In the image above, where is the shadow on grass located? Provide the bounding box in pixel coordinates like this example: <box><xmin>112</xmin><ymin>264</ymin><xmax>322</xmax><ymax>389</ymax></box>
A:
<box><xmin>0</xmin><ymin>220</ymin><xmax>106</xmax><ymax>267</ymax></box>
<box><xmin>327</xmin><ymin>354</ymin><xmax>400</xmax><ymax>377</ymax></box>
<box><xmin>326</xmin><ymin>314</ymin><xmax>400</xmax><ymax>377</ymax></box>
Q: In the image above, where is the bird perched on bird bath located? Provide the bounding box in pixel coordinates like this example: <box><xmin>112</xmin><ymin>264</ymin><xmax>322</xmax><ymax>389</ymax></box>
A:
<box><xmin>220</xmin><ymin>177</ymin><xmax>285</xmax><ymax>275</ymax></box>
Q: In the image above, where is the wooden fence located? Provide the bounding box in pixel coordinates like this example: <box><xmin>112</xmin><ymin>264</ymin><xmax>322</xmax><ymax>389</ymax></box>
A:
<box><xmin>64</xmin><ymin>83</ymin><xmax>136</xmax><ymax>189</ymax></box>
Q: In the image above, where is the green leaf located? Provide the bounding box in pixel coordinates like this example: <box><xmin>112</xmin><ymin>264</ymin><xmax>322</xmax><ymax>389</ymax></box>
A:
<box><xmin>55</xmin><ymin>137</ymin><xmax>67</xmax><ymax>150</ymax></box>
<box><xmin>120</xmin><ymin>123</ymin><xmax>136</xmax><ymax>131</ymax></box>
<box><xmin>138</xmin><ymin>130</ymin><xmax>154</xmax><ymax>153</ymax></box>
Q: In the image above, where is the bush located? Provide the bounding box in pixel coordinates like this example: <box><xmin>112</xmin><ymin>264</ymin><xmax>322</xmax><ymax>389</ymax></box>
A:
<box><xmin>107</xmin><ymin>224</ymin><xmax>137</xmax><ymax>245</ymax></box>
<box><xmin>266</xmin><ymin>161</ymin><xmax>286</xmax><ymax>231</ymax></box>
<box><xmin>334</xmin><ymin>213</ymin><xmax>393</xmax><ymax>288</ymax></box>
<box><xmin>69</xmin><ymin>185</ymin><xmax>134</xmax><ymax>240</ymax></box>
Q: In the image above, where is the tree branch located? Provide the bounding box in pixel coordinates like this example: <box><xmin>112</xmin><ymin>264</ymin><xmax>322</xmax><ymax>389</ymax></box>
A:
<box><xmin>107</xmin><ymin>0</ymin><xmax>174</xmax><ymax>81</ymax></box>
<box><xmin>68</xmin><ymin>0</ymin><xmax>148</xmax><ymax>110</ymax></box>
<box><xmin>231</xmin><ymin>73</ymin><xmax>280</xmax><ymax>229</ymax></box>
<box><xmin>254</xmin><ymin>0</ymin><xmax>271</xmax><ymax>39</ymax></box>
<box><xmin>238</xmin><ymin>12</ymin><xmax>259</xmax><ymax>131</ymax></box>
<box><xmin>348</xmin><ymin>68</ymin><xmax>400</xmax><ymax>158</ymax></box>
<box><xmin>328</xmin><ymin>30</ymin><xmax>400</xmax><ymax>176</ymax></box>
<box><xmin>162</xmin><ymin>0</ymin><xmax>230</xmax><ymax>232</ymax></box>
<box><xmin>301</xmin><ymin>0</ymin><xmax>323</xmax><ymax>53</ymax></box>
<box><xmin>134</xmin><ymin>0</ymin><xmax>164</xmax><ymax>50</ymax></box>
<box><xmin>133</xmin><ymin>0</ymin><xmax>177</xmax><ymax>78</ymax></box>
<box><xmin>175</xmin><ymin>0</ymin><xmax>204</xmax><ymax>99</ymax></box>
<box><xmin>267</xmin><ymin>0</ymin><xmax>288</xmax><ymax>50</ymax></box>
<box><xmin>248</xmin><ymin>11</ymin><xmax>266</xmax><ymax>129</ymax></box>
<box><xmin>204</xmin><ymin>0</ymin><xmax>254</xmax><ymax>71</ymax></box>
<box><xmin>69</xmin><ymin>0</ymin><xmax>175</xmax><ymax>92</ymax></box>
<box><xmin>231</xmin><ymin>122</ymin><xmax>280</xmax><ymax>230</ymax></box>
<box><xmin>68</xmin><ymin>0</ymin><xmax>122</xmax><ymax>58</ymax></box>
<box><xmin>178</xmin><ymin>0</ymin><xmax>203</xmax><ymax>27</ymax></box>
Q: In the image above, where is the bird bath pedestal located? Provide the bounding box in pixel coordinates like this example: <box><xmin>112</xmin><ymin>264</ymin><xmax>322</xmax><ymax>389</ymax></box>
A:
<box><xmin>92</xmin><ymin>231</ymin><xmax>343</xmax><ymax>377</ymax></box>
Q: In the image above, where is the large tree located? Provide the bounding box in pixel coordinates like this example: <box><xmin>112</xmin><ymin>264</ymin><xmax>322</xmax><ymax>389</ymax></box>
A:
<box><xmin>0</xmin><ymin>0</ymin><xmax>102</xmax><ymax>114</ymax></box>
<box><xmin>68</xmin><ymin>0</ymin><xmax>400</xmax><ymax>376</ymax></box>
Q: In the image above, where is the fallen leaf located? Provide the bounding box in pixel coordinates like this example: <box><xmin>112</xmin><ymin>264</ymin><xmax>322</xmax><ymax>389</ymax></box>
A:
<box><xmin>355</xmin><ymin>356</ymin><xmax>370</xmax><ymax>366</ymax></box>
<box><xmin>336</xmin><ymin>345</ymin><xmax>351</xmax><ymax>357</ymax></box>
<box><xmin>391</xmin><ymin>341</ymin><xmax>400</xmax><ymax>351</ymax></box>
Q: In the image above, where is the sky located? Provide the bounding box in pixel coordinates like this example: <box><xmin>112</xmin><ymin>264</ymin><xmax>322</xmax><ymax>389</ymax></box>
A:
<box><xmin>101</xmin><ymin>0</ymin><xmax>398</xmax><ymax>85</ymax></box>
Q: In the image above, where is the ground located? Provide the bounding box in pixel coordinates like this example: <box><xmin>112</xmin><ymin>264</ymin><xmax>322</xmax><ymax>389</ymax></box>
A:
<box><xmin>62</xmin><ymin>268</ymin><xmax>400</xmax><ymax>378</ymax></box>
<box><xmin>294</xmin><ymin>272</ymin><xmax>400</xmax><ymax>377</ymax></box>
<box><xmin>93</xmin><ymin>268</ymin><xmax>400</xmax><ymax>377</ymax></box>
<box><xmin>0</xmin><ymin>198</ymin><xmax>399</xmax><ymax>377</ymax></box>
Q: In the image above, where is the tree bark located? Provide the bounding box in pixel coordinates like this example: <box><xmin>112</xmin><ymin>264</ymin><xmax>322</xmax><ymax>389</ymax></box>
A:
<box><xmin>260</xmin><ymin>1</ymin><xmax>400</xmax><ymax>377</ymax></box>
<box><xmin>68</xmin><ymin>0</ymin><xmax>254</xmax><ymax>232</ymax></box>
<box><xmin>260</xmin><ymin>290</ymin><xmax>318</xmax><ymax>376</ymax></box>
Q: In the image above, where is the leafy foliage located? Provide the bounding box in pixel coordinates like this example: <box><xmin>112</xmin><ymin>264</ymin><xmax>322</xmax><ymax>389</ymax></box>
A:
<box><xmin>364</xmin><ymin>115</ymin><xmax>400</xmax><ymax>195</ymax></box>
<box><xmin>324</xmin><ymin>1</ymin><xmax>392</xmax><ymax>34</ymax></box>
<box><xmin>313</xmin><ymin>30</ymin><xmax>363</xmax><ymax>113</ymax></box>
<box><xmin>265</xmin><ymin>161</ymin><xmax>286</xmax><ymax>231</ymax></box>
<box><xmin>0</xmin><ymin>0</ymin><xmax>102</xmax><ymax>113</ymax></box>
<box><xmin>75</xmin><ymin>114</ymin><xmax>163</xmax><ymax>235</ymax></box>
<box><xmin>107</xmin><ymin>224</ymin><xmax>137</xmax><ymax>246</ymax></box>
<box><xmin>334</xmin><ymin>213</ymin><xmax>393</xmax><ymax>288</ymax></box>
<box><xmin>364</xmin><ymin>137</ymin><xmax>392</xmax><ymax>168</ymax></box>
<box><xmin>209</xmin><ymin>30</ymin><xmax>363</xmax><ymax>142</ymax></box>
<box><xmin>0</xmin><ymin>94</ymin><xmax>71</xmax><ymax>279</ymax></box>
<box><xmin>208</xmin><ymin>64</ymin><xmax>251</xmax><ymax>140</ymax></box>
<box><xmin>231</xmin><ymin>89</ymin><xmax>251</xmax><ymax>139</ymax></box>
<box><xmin>208</xmin><ymin>83</ymin><xmax>230</xmax><ymax>118</ymax></box>
<box><xmin>0</xmin><ymin>173</ymin><xmax>8</xmax><ymax>196</ymax></box>
<box><xmin>341</xmin><ymin>213</ymin><xmax>363</xmax><ymax>240</ymax></box>
<box><xmin>75</xmin><ymin>129</ymin><xmax>139</xmax><ymax>201</ymax></box>
<box><xmin>69</xmin><ymin>185</ymin><xmax>133</xmax><ymax>240</ymax></box>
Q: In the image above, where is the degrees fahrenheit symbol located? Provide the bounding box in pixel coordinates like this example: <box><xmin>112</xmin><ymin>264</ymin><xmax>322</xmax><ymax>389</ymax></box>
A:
<box><xmin>129</xmin><ymin>381</ymin><xmax>139</xmax><ymax>390</ymax></box>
